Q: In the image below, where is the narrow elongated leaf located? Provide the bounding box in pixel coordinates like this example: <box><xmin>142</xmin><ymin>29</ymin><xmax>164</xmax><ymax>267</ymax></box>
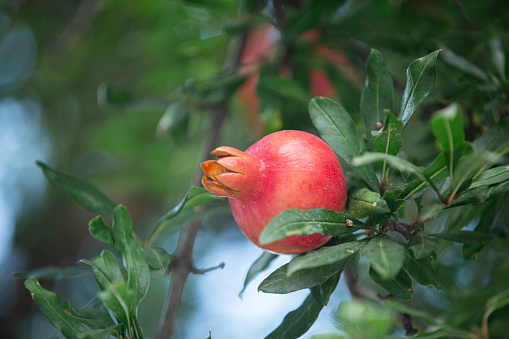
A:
<box><xmin>399</xmin><ymin>50</ymin><xmax>440</xmax><ymax>126</ymax></box>
<box><xmin>450</xmin><ymin>151</ymin><xmax>500</xmax><ymax>199</ymax></box>
<box><xmin>13</xmin><ymin>265</ymin><xmax>91</xmax><ymax>281</ymax></box>
<box><xmin>259</xmin><ymin>208</ymin><xmax>374</xmax><ymax>245</ymax></box>
<box><xmin>81</xmin><ymin>250</ymin><xmax>123</xmax><ymax>291</ymax></box>
<box><xmin>487</xmin><ymin>179</ymin><xmax>509</xmax><ymax>199</ymax></box>
<box><xmin>353</xmin><ymin>152</ymin><xmax>442</xmax><ymax>199</ymax></box>
<box><xmin>361</xmin><ymin>236</ymin><xmax>405</xmax><ymax>279</ymax></box>
<box><xmin>439</xmin><ymin>45</ymin><xmax>489</xmax><ymax>82</ymax></box>
<box><xmin>473</xmin><ymin>118</ymin><xmax>509</xmax><ymax>153</ymax></box>
<box><xmin>25</xmin><ymin>277</ymin><xmax>91</xmax><ymax>338</ymax></box>
<box><xmin>309</xmin><ymin>97</ymin><xmax>379</xmax><ymax>192</ymax></box>
<box><xmin>418</xmin><ymin>204</ymin><xmax>445</xmax><ymax>222</ymax></box>
<box><xmin>385</xmin><ymin>300</ymin><xmax>442</xmax><ymax>327</ymax></box>
<box><xmin>311</xmin><ymin>271</ymin><xmax>341</xmax><ymax>306</ymax></box>
<box><xmin>63</xmin><ymin>300</ymin><xmax>116</xmax><ymax>329</ymax></box>
<box><xmin>98</xmin><ymin>281</ymin><xmax>136</xmax><ymax>327</ymax></box>
<box><xmin>80</xmin><ymin>327</ymin><xmax>121</xmax><ymax>339</ymax></box>
<box><xmin>240</xmin><ymin>252</ymin><xmax>279</xmax><ymax>297</ymax></box>
<box><xmin>287</xmin><ymin>241</ymin><xmax>366</xmax><ymax>276</ymax></box>
<box><xmin>403</xmin><ymin>152</ymin><xmax>448</xmax><ymax>199</ymax></box>
<box><xmin>430</xmin><ymin>230</ymin><xmax>495</xmax><ymax>244</ymax></box>
<box><xmin>347</xmin><ymin>187</ymin><xmax>390</xmax><ymax>219</ymax></box>
<box><xmin>369</xmin><ymin>266</ymin><xmax>413</xmax><ymax>299</ymax></box>
<box><xmin>403</xmin><ymin>251</ymin><xmax>441</xmax><ymax>290</ymax></box>
<box><xmin>143</xmin><ymin>247</ymin><xmax>172</xmax><ymax>271</ymax></box>
<box><xmin>258</xmin><ymin>74</ymin><xmax>309</xmax><ymax>104</ymax></box>
<box><xmin>265</xmin><ymin>293</ymin><xmax>323</xmax><ymax>339</ymax></box>
<box><xmin>37</xmin><ymin>161</ymin><xmax>116</xmax><ymax>217</ymax></box>
<box><xmin>469</xmin><ymin>165</ymin><xmax>509</xmax><ymax>189</ymax></box>
<box><xmin>407</xmin><ymin>235</ymin><xmax>439</xmax><ymax>259</ymax></box>
<box><xmin>89</xmin><ymin>216</ymin><xmax>113</xmax><ymax>245</ymax></box>
<box><xmin>147</xmin><ymin>186</ymin><xmax>224</xmax><ymax>246</ymax></box>
<box><xmin>483</xmin><ymin>289</ymin><xmax>509</xmax><ymax>331</ymax></box>
<box><xmin>431</xmin><ymin>103</ymin><xmax>465</xmax><ymax>182</ymax></box>
<box><xmin>112</xmin><ymin>205</ymin><xmax>150</xmax><ymax>307</ymax></box>
<box><xmin>361</xmin><ymin>48</ymin><xmax>394</xmax><ymax>149</ymax></box>
<box><xmin>258</xmin><ymin>258</ymin><xmax>350</xmax><ymax>294</ymax></box>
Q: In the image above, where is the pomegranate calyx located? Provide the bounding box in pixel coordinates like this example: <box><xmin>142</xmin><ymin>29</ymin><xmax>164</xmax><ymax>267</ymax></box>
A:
<box><xmin>200</xmin><ymin>146</ymin><xmax>260</xmax><ymax>198</ymax></box>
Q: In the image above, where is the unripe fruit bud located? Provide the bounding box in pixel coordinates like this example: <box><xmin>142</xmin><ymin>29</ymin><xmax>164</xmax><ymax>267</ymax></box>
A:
<box><xmin>201</xmin><ymin>130</ymin><xmax>347</xmax><ymax>254</ymax></box>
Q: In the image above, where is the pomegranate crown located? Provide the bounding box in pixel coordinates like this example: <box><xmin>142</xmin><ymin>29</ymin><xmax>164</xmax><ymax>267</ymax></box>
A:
<box><xmin>200</xmin><ymin>146</ymin><xmax>260</xmax><ymax>199</ymax></box>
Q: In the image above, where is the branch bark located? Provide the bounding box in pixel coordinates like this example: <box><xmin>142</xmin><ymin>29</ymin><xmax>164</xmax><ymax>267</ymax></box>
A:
<box><xmin>157</xmin><ymin>25</ymin><xmax>249</xmax><ymax>338</ymax></box>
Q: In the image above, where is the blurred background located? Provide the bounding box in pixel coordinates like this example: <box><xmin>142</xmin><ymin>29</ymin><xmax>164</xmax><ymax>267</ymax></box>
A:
<box><xmin>0</xmin><ymin>0</ymin><xmax>508</xmax><ymax>338</ymax></box>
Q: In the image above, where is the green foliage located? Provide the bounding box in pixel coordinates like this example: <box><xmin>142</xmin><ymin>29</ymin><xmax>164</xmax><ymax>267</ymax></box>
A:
<box><xmin>20</xmin><ymin>164</ymin><xmax>219</xmax><ymax>338</ymax></box>
<box><xmin>15</xmin><ymin>1</ymin><xmax>509</xmax><ymax>339</ymax></box>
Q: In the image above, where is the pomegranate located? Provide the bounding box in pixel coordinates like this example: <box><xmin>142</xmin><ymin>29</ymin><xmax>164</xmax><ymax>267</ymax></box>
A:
<box><xmin>200</xmin><ymin>130</ymin><xmax>347</xmax><ymax>254</ymax></box>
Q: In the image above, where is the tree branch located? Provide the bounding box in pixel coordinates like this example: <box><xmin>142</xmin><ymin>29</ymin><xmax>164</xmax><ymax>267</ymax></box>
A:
<box><xmin>158</xmin><ymin>105</ymin><xmax>227</xmax><ymax>339</ymax></box>
<box><xmin>157</xmin><ymin>22</ymin><xmax>250</xmax><ymax>338</ymax></box>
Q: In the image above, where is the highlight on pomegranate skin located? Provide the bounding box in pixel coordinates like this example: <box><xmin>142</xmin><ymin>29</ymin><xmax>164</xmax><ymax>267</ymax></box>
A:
<box><xmin>200</xmin><ymin>130</ymin><xmax>347</xmax><ymax>254</ymax></box>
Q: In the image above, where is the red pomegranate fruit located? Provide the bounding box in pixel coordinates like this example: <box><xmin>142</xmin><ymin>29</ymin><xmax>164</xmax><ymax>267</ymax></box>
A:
<box><xmin>200</xmin><ymin>130</ymin><xmax>347</xmax><ymax>254</ymax></box>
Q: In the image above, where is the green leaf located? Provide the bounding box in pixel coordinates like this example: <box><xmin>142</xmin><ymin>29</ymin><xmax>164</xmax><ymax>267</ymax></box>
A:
<box><xmin>361</xmin><ymin>48</ymin><xmax>394</xmax><ymax>149</ymax></box>
<box><xmin>431</xmin><ymin>103</ymin><xmax>465</xmax><ymax>182</ymax></box>
<box><xmin>469</xmin><ymin>165</ymin><xmax>509</xmax><ymax>189</ymax></box>
<box><xmin>156</xmin><ymin>101</ymin><xmax>190</xmax><ymax>136</ymax></box>
<box><xmin>265</xmin><ymin>293</ymin><xmax>323</xmax><ymax>339</ymax></box>
<box><xmin>259</xmin><ymin>208</ymin><xmax>374</xmax><ymax>245</ymax></box>
<box><xmin>403</xmin><ymin>251</ymin><xmax>441</xmax><ymax>290</ymax></box>
<box><xmin>385</xmin><ymin>299</ymin><xmax>442</xmax><ymax>327</ymax></box>
<box><xmin>430</xmin><ymin>230</ymin><xmax>496</xmax><ymax>244</ymax></box>
<box><xmin>361</xmin><ymin>236</ymin><xmax>405</xmax><ymax>279</ymax></box>
<box><xmin>311</xmin><ymin>271</ymin><xmax>341</xmax><ymax>306</ymax></box>
<box><xmin>63</xmin><ymin>300</ymin><xmax>116</xmax><ymax>330</ymax></box>
<box><xmin>473</xmin><ymin>118</ymin><xmax>509</xmax><ymax>153</ymax></box>
<box><xmin>98</xmin><ymin>281</ymin><xmax>136</xmax><ymax>327</ymax></box>
<box><xmin>347</xmin><ymin>188</ymin><xmax>391</xmax><ymax>219</ymax></box>
<box><xmin>97</xmin><ymin>82</ymin><xmax>135</xmax><ymax>110</ymax></box>
<box><xmin>13</xmin><ymin>265</ymin><xmax>91</xmax><ymax>281</ymax></box>
<box><xmin>487</xmin><ymin>179</ymin><xmax>509</xmax><ymax>199</ymax></box>
<box><xmin>240</xmin><ymin>252</ymin><xmax>279</xmax><ymax>297</ymax></box>
<box><xmin>258</xmin><ymin>74</ymin><xmax>309</xmax><ymax>104</ymax></box>
<box><xmin>483</xmin><ymin>289</ymin><xmax>509</xmax><ymax>331</ymax></box>
<box><xmin>287</xmin><ymin>241</ymin><xmax>366</xmax><ymax>276</ymax></box>
<box><xmin>439</xmin><ymin>45</ymin><xmax>489</xmax><ymax>82</ymax></box>
<box><xmin>399</xmin><ymin>50</ymin><xmax>441</xmax><ymax>126</ymax></box>
<box><xmin>143</xmin><ymin>247</ymin><xmax>172</xmax><ymax>271</ymax></box>
<box><xmin>372</xmin><ymin>110</ymin><xmax>403</xmax><ymax>156</ymax></box>
<box><xmin>37</xmin><ymin>161</ymin><xmax>116</xmax><ymax>217</ymax></box>
<box><xmin>403</xmin><ymin>152</ymin><xmax>448</xmax><ymax>199</ymax></box>
<box><xmin>407</xmin><ymin>235</ymin><xmax>439</xmax><ymax>259</ymax></box>
<box><xmin>79</xmin><ymin>327</ymin><xmax>121</xmax><ymax>339</ymax></box>
<box><xmin>336</xmin><ymin>299</ymin><xmax>393</xmax><ymax>338</ymax></box>
<box><xmin>309</xmin><ymin>97</ymin><xmax>379</xmax><ymax>192</ymax></box>
<box><xmin>89</xmin><ymin>216</ymin><xmax>113</xmax><ymax>245</ymax></box>
<box><xmin>81</xmin><ymin>250</ymin><xmax>123</xmax><ymax>291</ymax></box>
<box><xmin>112</xmin><ymin>205</ymin><xmax>150</xmax><ymax>307</ymax></box>
<box><xmin>450</xmin><ymin>151</ymin><xmax>501</xmax><ymax>200</ymax></box>
<box><xmin>418</xmin><ymin>204</ymin><xmax>445</xmax><ymax>222</ymax></box>
<box><xmin>369</xmin><ymin>266</ymin><xmax>413</xmax><ymax>299</ymax></box>
<box><xmin>25</xmin><ymin>277</ymin><xmax>91</xmax><ymax>338</ymax></box>
<box><xmin>353</xmin><ymin>152</ymin><xmax>443</xmax><ymax>200</ymax></box>
<box><xmin>258</xmin><ymin>258</ymin><xmax>350</xmax><ymax>294</ymax></box>
<box><xmin>147</xmin><ymin>186</ymin><xmax>224</xmax><ymax>246</ymax></box>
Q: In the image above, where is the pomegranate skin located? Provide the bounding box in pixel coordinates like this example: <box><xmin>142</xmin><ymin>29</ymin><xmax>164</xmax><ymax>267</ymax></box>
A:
<box><xmin>201</xmin><ymin>130</ymin><xmax>347</xmax><ymax>254</ymax></box>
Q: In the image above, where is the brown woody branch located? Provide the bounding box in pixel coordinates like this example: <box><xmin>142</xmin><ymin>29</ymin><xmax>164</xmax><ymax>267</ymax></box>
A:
<box><xmin>157</xmin><ymin>26</ymin><xmax>249</xmax><ymax>338</ymax></box>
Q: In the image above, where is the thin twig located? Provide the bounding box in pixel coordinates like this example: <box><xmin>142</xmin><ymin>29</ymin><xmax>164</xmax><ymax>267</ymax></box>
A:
<box><xmin>452</xmin><ymin>0</ymin><xmax>470</xmax><ymax>24</ymax></box>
